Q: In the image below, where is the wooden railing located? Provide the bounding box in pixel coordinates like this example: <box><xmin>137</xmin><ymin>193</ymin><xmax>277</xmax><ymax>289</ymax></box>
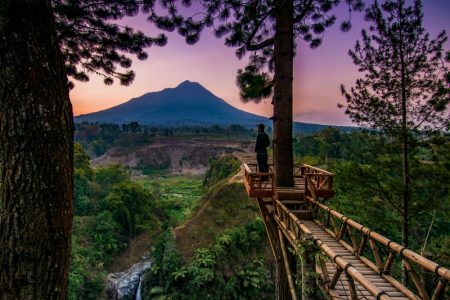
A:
<box><xmin>243</xmin><ymin>163</ymin><xmax>334</xmax><ymax>199</ymax></box>
<box><xmin>246</xmin><ymin>162</ymin><xmax>448</xmax><ymax>299</ymax></box>
<box><xmin>307</xmin><ymin>197</ymin><xmax>450</xmax><ymax>300</ymax></box>
<box><xmin>272</xmin><ymin>198</ymin><xmax>392</xmax><ymax>300</ymax></box>
<box><xmin>243</xmin><ymin>163</ymin><xmax>275</xmax><ymax>197</ymax></box>
<box><xmin>301</xmin><ymin>164</ymin><xmax>335</xmax><ymax>199</ymax></box>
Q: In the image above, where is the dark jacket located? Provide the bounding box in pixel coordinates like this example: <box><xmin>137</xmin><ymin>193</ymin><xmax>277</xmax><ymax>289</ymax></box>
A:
<box><xmin>255</xmin><ymin>132</ymin><xmax>270</xmax><ymax>154</ymax></box>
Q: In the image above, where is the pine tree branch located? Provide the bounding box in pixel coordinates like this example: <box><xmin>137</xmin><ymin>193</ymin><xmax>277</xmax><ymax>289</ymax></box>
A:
<box><xmin>246</xmin><ymin>37</ymin><xmax>274</xmax><ymax>51</ymax></box>
<box><xmin>293</xmin><ymin>0</ymin><xmax>314</xmax><ymax>23</ymax></box>
<box><xmin>245</xmin><ymin>10</ymin><xmax>271</xmax><ymax>50</ymax></box>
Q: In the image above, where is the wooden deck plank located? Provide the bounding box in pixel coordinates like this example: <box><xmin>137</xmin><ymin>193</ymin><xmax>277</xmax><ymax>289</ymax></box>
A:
<box><xmin>246</xmin><ymin>165</ymin><xmax>413</xmax><ymax>300</ymax></box>
<box><xmin>297</xmin><ymin>220</ymin><xmax>410</xmax><ymax>299</ymax></box>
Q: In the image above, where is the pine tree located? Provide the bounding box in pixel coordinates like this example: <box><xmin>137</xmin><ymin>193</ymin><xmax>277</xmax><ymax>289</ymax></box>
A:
<box><xmin>340</xmin><ymin>0</ymin><xmax>449</xmax><ymax>283</ymax></box>
<box><xmin>52</xmin><ymin>0</ymin><xmax>167</xmax><ymax>87</ymax></box>
<box><xmin>0</xmin><ymin>1</ymin><xmax>74</xmax><ymax>298</ymax></box>
<box><xmin>0</xmin><ymin>1</ymin><xmax>167</xmax><ymax>298</ymax></box>
<box><xmin>146</xmin><ymin>0</ymin><xmax>365</xmax><ymax>187</ymax></box>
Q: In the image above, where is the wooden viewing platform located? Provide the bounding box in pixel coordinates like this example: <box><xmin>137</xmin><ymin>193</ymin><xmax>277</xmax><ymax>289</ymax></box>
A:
<box><xmin>243</xmin><ymin>163</ymin><xmax>449</xmax><ymax>300</ymax></box>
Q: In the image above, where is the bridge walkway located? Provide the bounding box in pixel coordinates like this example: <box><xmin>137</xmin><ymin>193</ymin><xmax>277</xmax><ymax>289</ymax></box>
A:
<box><xmin>244</xmin><ymin>163</ymin><xmax>450</xmax><ymax>300</ymax></box>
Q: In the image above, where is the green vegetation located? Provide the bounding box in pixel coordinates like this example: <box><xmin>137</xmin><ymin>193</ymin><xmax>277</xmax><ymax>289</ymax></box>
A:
<box><xmin>294</xmin><ymin>128</ymin><xmax>450</xmax><ymax>269</ymax></box>
<box><xmin>140</xmin><ymin>154</ymin><xmax>274</xmax><ymax>299</ymax></box>
<box><xmin>202</xmin><ymin>156</ymin><xmax>241</xmax><ymax>187</ymax></box>
<box><xmin>75</xmin><ymin>122</ymin><xmax>256</xmax><ymax>158</ymax></box>
<box><xmin>138</xmin><ymin>176</ymin><xmax>203</xmax><ymax>225</ymax></box>
<box><xmin>71</xmin><ymin>144</ymin><xmax>167</xmax><ymax>299</ymax></box>
<box><xmin>71</xmin><ymin>122</ymin><xmax>449</xmax><ymax>300</ymax></box>
<box><xmin>144</xmin><ymin>220</ymin><xmax>273</xmax><ymax>300</ymax></box>
<box><xmin>69</xmin><ymin>143</ymin><xmax>264</xmax><ymax>299</ymax></box>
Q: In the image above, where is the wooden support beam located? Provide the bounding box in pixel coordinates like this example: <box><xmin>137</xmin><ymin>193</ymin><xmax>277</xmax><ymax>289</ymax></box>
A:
<box><xmin>403</xmin><ymin>260</ymin><xmax>430</xmax><ymax>300</ymax></box>
<box><xmin>257</xmin><ymin>198</ymin><xmax>278</xmax><ymax>259</ymax></box>
<box><xmin>329</xmin><ymin>267</ymin><xmax>343</xmax><ymax>289</ymax></box>
<box><xmin>345</xmin><ymin>272</ymin><xmax>359</xmax><ymax>300</ymax></box>
<box><xmin>329</xmin><ymin>216</ymin><xmax>339</xmax><ymax>237</ymax></box>
<box><xmin>369</xmin><ymin>238</ymin><xmax>384</xmax><ymax>271</ymax></box>
<box><xmin>338</xmin><ymin>222</ymin><xmax>347</xmax><ymax>240</ymax></box>
<box><xmin>348</xmin><ymin>227</ymin><xmax>358</xmax><ymax>252</ymax></box>
<box><xmin>357</xmin><ymin>235</ymin><xmax>368</xmax><ymax>258</ymax></box>
<box><xmin>278</xmin><ymin>229</ymin><xmax>298</xmax><ymax>300</ymax></box>
<box><xmin>383</xmin><ymin>251</ymin><xmax>395</xmax><ymax>274</ymax></box>
<box><xmin>431</xmin><ymin>280</ymin><xmax>447</xmax><ymax>300</ymax></box>
<box><xmin>318</xmin><ymin>257</ymin><xmax>330</xmax><ymax>286</ymax></box>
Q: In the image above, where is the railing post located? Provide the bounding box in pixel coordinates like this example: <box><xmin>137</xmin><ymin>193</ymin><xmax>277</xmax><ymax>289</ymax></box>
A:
<box><xmin>345</xmin><ymin>272</ymin><xmax>358</xmax><ymax>300</ymax></box>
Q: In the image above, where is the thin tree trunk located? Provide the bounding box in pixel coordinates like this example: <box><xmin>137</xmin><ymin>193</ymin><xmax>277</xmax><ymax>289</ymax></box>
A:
<box><xmin>273</xmin><ymin>0</ymin><xmax>294</xmax><ymax>187</ymax></box>
<box><xmin>0</xmin><ymin>1</ymin><xmax>74</xmax><ymax>299</ymax></box>
<box><xmin>398</xmin><ymin>0</ymin><xmax>410</xmax><ymax>285</ymax></box>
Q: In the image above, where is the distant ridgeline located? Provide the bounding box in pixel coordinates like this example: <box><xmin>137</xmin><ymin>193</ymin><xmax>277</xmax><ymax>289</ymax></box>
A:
<box><xmin>74</xmin><ymin>80</ymin><xmax>355</xmax><ymax>134</ymax></box>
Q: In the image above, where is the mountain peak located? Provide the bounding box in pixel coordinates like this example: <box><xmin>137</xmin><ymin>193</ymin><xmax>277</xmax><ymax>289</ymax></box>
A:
<box><xmin>177</xmin><ymin>80</ymin><xmax>200</xmax><ymax>88</ymax></box>
<box><xmin>75</xmin><ymin>81</ymin><xmax>269</xmax><ymax>126</ymax></box>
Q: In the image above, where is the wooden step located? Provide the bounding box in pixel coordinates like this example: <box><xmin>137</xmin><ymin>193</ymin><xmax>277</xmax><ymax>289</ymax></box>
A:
<box><xmin>291</xmin><ymin>210</ymin><xmax>313</xmax><ymax>220</ymax></box>
<box><xmin>276</xmin><ymin>190</ymin><xmax>305</xmax><ymax>200</ymax></box>
<box><xmin>279</xmin><ymin>200</ymin><xmax>307</xmax><ymax>205</ymax></box>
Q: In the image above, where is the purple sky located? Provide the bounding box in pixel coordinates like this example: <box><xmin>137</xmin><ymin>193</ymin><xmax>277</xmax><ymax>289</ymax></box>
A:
<box><xmin>71</xmin><ymin>0</ymin><xmax>450</xmax><ymax>126</ymax></box>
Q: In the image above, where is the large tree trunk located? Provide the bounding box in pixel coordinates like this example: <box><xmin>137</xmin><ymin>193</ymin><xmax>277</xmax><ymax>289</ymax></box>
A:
<box><xmin>0</xmin><ymin>1</ymin><xmax>74</xmax><ymax>299</ymax></box>
<box><xmin>273</xmin><ymin>0</ymin><xmax>294</xmax><ymax>187</ymax></box>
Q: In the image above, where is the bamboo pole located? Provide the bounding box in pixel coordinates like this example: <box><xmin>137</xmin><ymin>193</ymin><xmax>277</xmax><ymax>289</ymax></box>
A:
<box><xmin>383</xmin><ymin>252</ymin><xmax>395</xmax><ymax>274</ymax></box>
<box><xmin>431</xmin><ymin>280</ymin><xmax>447</xmax><ymax>300</ymax></box>
<box><xmin>348</xmin><ymin>227</ymin><xmax>358</xmax><ymax>252</ymax></box>
<box><xmin>319</xmin><ymin>257</ymin><xmax>330</xmax><ymax>285</ymax></box>
<box><xmin>358</xmin><ymin>235</ymin><xmax>367</xmax><ymax>258</ymax></box>
<box><xmin>403</xmin><ymin>260</ymin><xmax>430</xmax><ymax>300</ymax></box>
<box><xmin>306</xmin><ymin>197</ymin><xmax>450</xmax><ymax>282</ymax></box>
<box><xmin>273</xmin><ymin>199</ymin><xmax>392</xmax><ymax>299</ymax></box>
<box><xmin>329</xmin><ymin>215</ymin><xmax>339</xmax><ymax>236</ymax></box>
<box><xmin>345</xmin><ymin>272</ymin><xmax>359</xmax><ymax>300</ymax></box>
<box><xmin>338</xmin><ymin>222</ymin><xmax>347</xmax><ymax>240</ymax></box>
<box><xmin>314</xmin><ymin>215</ymin><xmax>422</xmax><ymax>300</ymax></box>
<box><xmin>329</xmin><ymin>268</ymin><xmax>343</xmax><ymax>289</ymax></box>
<box><xmin>257</xmin><ymin>198</ymin><xmax>278</xmax><ymax>259</ymax></box>
<box><xmin>369</xmin><ymin>239</ymin><xmax>384</xmax><ymax>271</ymax></box>
<box><xmin>278</xmin><ymin>229</ymin><xmax>298</xmax><ymax>300</ymax></box>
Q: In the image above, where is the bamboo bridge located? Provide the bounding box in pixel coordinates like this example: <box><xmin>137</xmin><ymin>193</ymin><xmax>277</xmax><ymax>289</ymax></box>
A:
<box><xmin>243</xmin><ymin>163</ymin><xmax>449</xmax><ymax>300</ymax></box>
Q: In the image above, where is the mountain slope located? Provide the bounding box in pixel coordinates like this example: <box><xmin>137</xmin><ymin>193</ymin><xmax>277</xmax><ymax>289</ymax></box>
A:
<box><xmin>75</xmin><ymin>81</ymin><xmax>269</xmax><ymax>126</ymax></box>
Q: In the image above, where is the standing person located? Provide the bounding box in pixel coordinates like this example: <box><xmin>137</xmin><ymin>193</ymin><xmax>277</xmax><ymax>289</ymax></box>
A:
<box><xmin>255</xmin><ymin>124</ymin><xmax>270</xmax><ymax>177</ymax></box>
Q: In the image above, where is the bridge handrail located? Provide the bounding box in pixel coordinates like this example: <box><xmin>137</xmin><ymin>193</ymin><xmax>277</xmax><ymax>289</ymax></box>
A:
<box><xmin>301</xmin><ymin>164</ymin><xmax>335</xmax><ymax>176</ymax></box>
<box><xmin>306</xmin><ymin>196</ymin><xmax>450</xmax><ymax>300</ymax></box>
<box><xmin>243</xmin><ymin>163</ymin><xmax>275</xmax><ymax>197</ymax></box>
<box><xmin>307</xmin><ymin>197</ymin><xmax>450</xmax><ymax>282</ymax></box>
<box><xmin>273</xmin><ymin>199</ymin><xmax>392</xmax><ymax>300</ymax></box>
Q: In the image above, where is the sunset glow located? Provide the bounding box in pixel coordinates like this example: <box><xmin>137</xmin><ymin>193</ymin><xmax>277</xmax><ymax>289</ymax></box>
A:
<box><xmin>71</xmin><ymin>0</ymin><xmax>449</xmax><ymax>126</ymax></box>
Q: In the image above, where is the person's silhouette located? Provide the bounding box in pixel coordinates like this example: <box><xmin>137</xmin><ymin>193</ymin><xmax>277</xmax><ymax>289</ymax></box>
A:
<box><xmin>255</xmin><ymin>124</ymin><xmax>270</xmax><ymax>180</ymax></box>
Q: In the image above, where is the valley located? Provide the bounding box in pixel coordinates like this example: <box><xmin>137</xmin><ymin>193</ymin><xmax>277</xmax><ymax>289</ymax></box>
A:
<box><xmin>70</xmin><ymin>126</ymin><xmax>450</xmax><ymax>300</ymax></box>
<box><xmin>70</xmin><ymin>131</ymin><xmax>274</xmax><ymax>300</ymax></box>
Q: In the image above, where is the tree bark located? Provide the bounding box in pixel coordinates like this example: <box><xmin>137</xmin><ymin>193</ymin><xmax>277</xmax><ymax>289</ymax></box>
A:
<box><xmin>273</xmin><ymin>0</ymin><xmax>294</xmax><ymax>187</ymax></box>
<box><xmin>0</xmin><ymin>1</ymin><xmax>74</xmax><ymax>299</ymax></box>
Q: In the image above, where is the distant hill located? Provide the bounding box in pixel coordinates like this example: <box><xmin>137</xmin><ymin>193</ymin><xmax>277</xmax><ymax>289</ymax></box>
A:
<box><xmin>75</xmin><ymin>80</ymin><xmax>356</xmax><ymax>133</ymax></box>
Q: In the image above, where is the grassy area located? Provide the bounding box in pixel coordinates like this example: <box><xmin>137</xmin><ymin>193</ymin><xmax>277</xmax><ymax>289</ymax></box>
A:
<box><xmin>174</xmin><ymin>180</ymin><xmax>262</xmax><ymax>263</ymax></box>
<box><xmin>137</xmin><ymin>175</ymin><xmax>203</xmax><ymax>225</ymax></box>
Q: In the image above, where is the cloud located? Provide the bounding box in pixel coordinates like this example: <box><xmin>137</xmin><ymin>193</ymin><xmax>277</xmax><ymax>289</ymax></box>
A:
<box><xmin>294</xmin><ymin>110</ymin><xmax>352</xmax><ymax>126</ymax></box>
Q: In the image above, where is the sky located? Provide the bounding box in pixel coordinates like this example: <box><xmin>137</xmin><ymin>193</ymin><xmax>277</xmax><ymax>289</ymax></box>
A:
<box><xmin>71</xmin><ymin>0</ymin><xmax>450</xmax><ymax>126</ymax></box>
